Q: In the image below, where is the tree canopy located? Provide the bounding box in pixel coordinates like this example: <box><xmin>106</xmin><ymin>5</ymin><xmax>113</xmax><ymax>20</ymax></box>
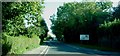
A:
<box><xmin>50</xmin><ymin>2</ymin><xmax>112</xmax><ymax>42</ymax></box>
<box><xmin>2</xmin><ymin>2</ymin><xmax>48</xmax><ymax>37</ymax></box>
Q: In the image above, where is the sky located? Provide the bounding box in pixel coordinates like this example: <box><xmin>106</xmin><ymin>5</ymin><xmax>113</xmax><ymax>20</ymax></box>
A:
<box><xmin>42</xmin><ymin>0</ymin><xmax>120</xmax><ymax>37</ymax></box>
<box><xmin>42</xmin><ymin>2</ymin><xmax>63</xmax><ymax>37</ymax></box>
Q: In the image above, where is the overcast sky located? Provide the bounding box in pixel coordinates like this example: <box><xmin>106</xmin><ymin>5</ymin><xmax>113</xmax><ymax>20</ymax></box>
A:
<box><xmin>42</xmin><ymin>0</ymin><xmax>120</xmax><ymax>36</ymax></box>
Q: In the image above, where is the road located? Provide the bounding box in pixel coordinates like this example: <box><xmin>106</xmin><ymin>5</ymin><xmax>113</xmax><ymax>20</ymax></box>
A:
<box><xmin>44</xmin><ymin>41</ymin><xmax>120</xmax><ymax>56</ymax></box>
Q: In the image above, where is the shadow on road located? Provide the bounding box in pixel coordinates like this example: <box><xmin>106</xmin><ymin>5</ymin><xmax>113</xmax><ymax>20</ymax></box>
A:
<box><xmin>44</xmin><ymin>40</ymin><xmax>120</xmax><ymax>55</ymax></box>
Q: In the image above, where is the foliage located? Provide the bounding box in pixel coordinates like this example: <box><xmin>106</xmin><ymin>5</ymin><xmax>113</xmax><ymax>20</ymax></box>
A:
<box><xmin>50</xmin><ymin>2</ymin><xmax>112</xmax><ymax>42</ymax></box>
<box><xmin>24</xmin><ymin>20</ymin><xmax>48</xmax><ymax>38</ymax></box>
<box><xmin>2</xmin><ymin>33</ymin><xmax>40</xmax><ymax>54</ymax></box>
<box><xmin>98</xmin><ymin>19</ymin><xmax>120</xmax><ymax>49</ymax></box>
<box><xmin>2</xmin><ymin>2</ymin><xmax>48</xmax><ymax>37</ymax></box>
<box><xmin>96</xmin><ymin>2</ymin><xmax>112</xmax><ymax>10</ymax></box>
<box><xmin>99</xmin><ymin>19</ymin><xmax>120</xmax><ymax>37</ymax></box>
<box><xmin>2</xmin><ymin>40</ymin><xmax>12</xmax><ymax>56</ymax></box>
<box><xmin>2</xmin><ymin>2</ymin><xmax>48</xmax><ymax>55</ymax></box>
<box><xmin>113</xmin><ymin>4</ymin><xmax>120</xmax><ymax>19</ymax></box>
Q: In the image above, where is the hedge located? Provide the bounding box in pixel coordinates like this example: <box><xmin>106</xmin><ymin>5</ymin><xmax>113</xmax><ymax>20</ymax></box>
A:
<box><xmin>2</xmin><ymin>33</ymin><xmax>40</xmax><ymax>55</ymax></box>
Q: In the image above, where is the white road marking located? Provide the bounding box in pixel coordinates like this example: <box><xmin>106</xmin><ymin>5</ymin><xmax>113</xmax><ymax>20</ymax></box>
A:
<box><xmin>43</xmin><ymin>46</ymin><xmax>49</xmax><ymax>56</ymax></box>
<box><xmin>40</xmin><ymin>46</ymin><xmax>49</xmax><ymax>54</ymax></box>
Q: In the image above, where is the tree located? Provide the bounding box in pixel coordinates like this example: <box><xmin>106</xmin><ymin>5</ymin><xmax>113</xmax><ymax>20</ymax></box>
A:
<box><xmin>2</xmin><ymin>2</ymin><xmax>49</xmax><ymax>55</ymax></box>
<box><xmin>51</xmin><ymin>2</ymin><xmax>112</xmax><ymax>43</ymax></box>
<box><xmin>113</xmin><ymin>4</ymin><xmax>120</xmax><ymax>19</ymax></box>
<box><xmin>2</xmin><ymin>2</ymin><xmax>48</xmax><ymax>37</ymax></box>
<box><xmin>99</xmin><ymin>19</ymin><xmax>120</xmax><ymax>49</ymax></box>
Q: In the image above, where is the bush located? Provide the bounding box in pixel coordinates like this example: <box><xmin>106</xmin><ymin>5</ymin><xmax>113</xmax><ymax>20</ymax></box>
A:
<box><xmin>2</xmin><ymin>41</ymin><xmax>12</xmax><ymax>56</ymax></box>
<box><xmin>98</xmin><ymin>19</ymin><xmax>120</xmax><ymax>50</ymax></box>
<box><xmin>99</xmin><ymin>19</ymin><xmax>120</xmax><ymax>37</ymax></box>
<box><xmin>2</xmin><ymin>33</ymin><xmax>40</xmax><ymax>55</ymax></box>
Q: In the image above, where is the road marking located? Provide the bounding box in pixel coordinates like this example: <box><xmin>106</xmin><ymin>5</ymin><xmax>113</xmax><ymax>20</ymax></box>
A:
<box><xmin>40</xmin><ymin>46</ymin><xmax>49</xmax><ymax>54</ymax></box>
<box><xmin>43</xmin><ymin>46</ymin><xmax>49</xmax><ymax>56</ymax></box>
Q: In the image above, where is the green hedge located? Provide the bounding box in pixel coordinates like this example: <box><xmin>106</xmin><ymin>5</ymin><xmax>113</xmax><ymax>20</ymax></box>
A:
<box><xmin>2</xmin><ymin>33</ymin><xmax>40</xmax><ymax>55</ymax></box>
<box><xmin>98</xmin><ymin>19</ymin><xmax>120</xmax><ymax>50</ymax></box>
<box><xmin>99</xmin><ymin>19</ymin><xmax>120</xmax><ymax>36</ymax></box>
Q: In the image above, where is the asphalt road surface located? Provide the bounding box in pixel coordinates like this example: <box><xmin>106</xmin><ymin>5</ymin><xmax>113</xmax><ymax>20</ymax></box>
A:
<box><xmin>44</xmin><ymin>41</ymin><xmax>120</xmax><ymax>56</ymax></box>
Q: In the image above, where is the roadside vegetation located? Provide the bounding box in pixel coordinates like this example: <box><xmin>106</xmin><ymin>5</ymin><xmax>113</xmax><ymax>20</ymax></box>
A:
<box><xmin>50</xmin><ymin>0</ymin><xmax>120</xmax><ymax>52</ymax></box>
<box><xmin>2</xmin><ymin>1</ymin><xmax>48</xmax><ymax>56</ymax></box>
<box><xmin>2</xmin><ymin>33</ymin><xmax>40</xmax><ymax>54</ymax></box>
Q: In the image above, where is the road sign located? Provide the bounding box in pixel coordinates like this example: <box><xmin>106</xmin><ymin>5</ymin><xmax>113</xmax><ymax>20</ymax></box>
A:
<box><xmin>80</xmin><ymin>34</ymin><xmax>89</xmax><ymax>40</ymax></box>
